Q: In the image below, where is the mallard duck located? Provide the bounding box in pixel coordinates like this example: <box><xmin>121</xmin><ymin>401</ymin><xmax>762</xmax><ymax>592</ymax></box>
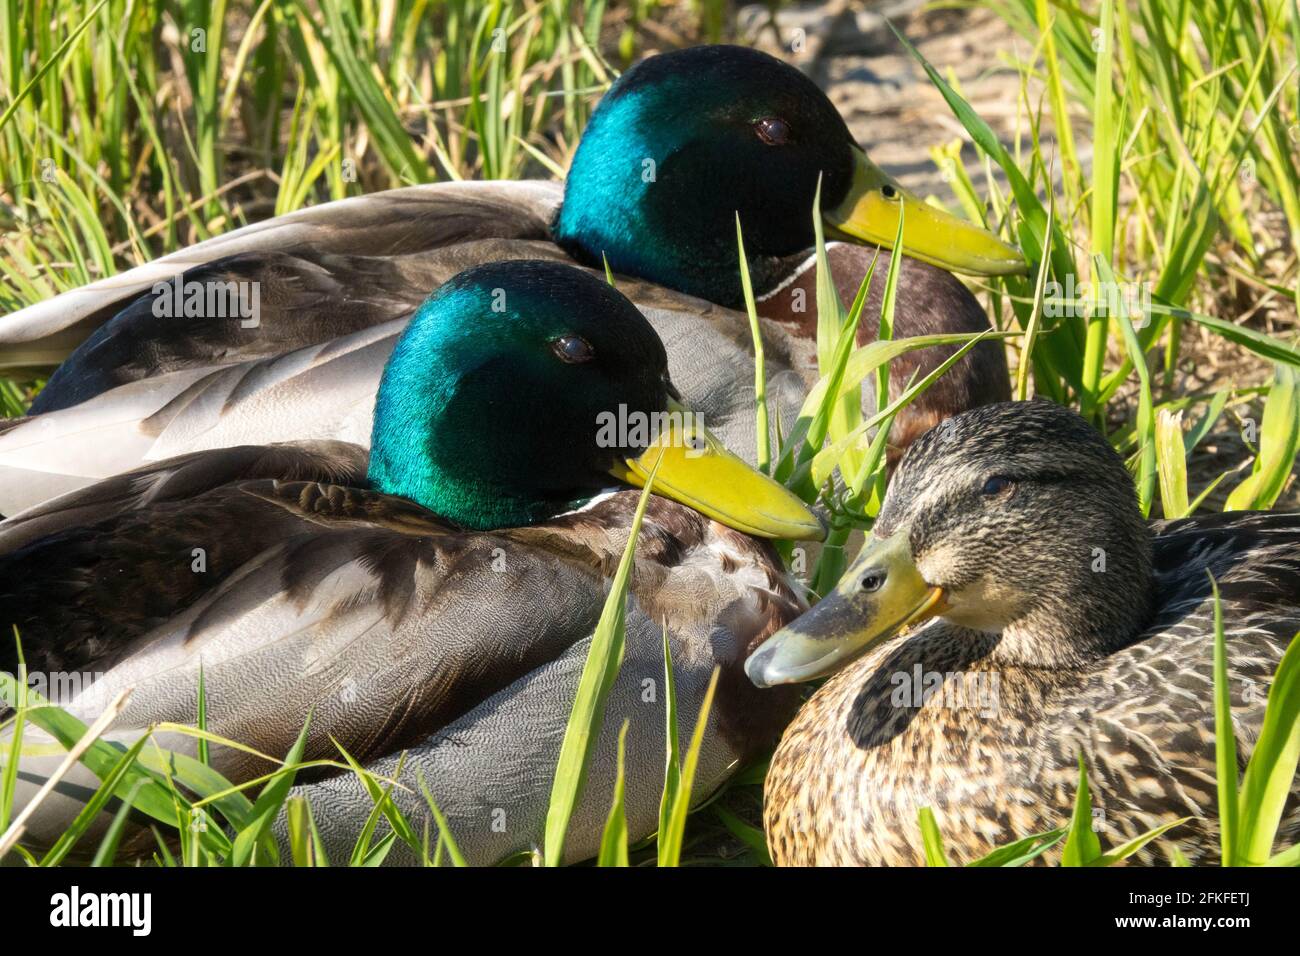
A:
<box><xmin>746</xmin><ymin>400</ymin><xmax>1300</xmax><ymax>866</ymax></box>
<box><xmin>0</xmin><ymin>260</ymin><xmax>819</xmax><ymax>865</ymax></box>
<box><xmin>0</xmin><ymin>44</ymin><xmax>1020</xmax><ymax>513</ymax></box>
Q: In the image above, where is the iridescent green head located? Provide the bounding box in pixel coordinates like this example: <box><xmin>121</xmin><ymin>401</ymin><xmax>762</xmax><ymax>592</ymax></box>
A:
<box><xmin>553</xmin><ymin>45</ymin><xmax>1025</xmax><ymax>306</ymax></box>
<box><xmin>368</xmin><ymin>260</ymin><xmax>822</xmax><ymax>538</ymax></box>
<box><xmin>554</xmin><ymin>45</ymin><xmax>855</xmax><ymax>305</ymax></box>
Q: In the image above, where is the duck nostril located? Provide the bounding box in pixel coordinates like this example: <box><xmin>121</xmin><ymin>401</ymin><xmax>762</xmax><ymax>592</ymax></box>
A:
<box><xmin>860</xmin><ymin>571</ymin><xmax>886</xmax><ymax>593</ymax></box>
<box><xmin>880</xmin><ymin>184</ymin><xmax>898</xmax><ymax>200</ymax></box>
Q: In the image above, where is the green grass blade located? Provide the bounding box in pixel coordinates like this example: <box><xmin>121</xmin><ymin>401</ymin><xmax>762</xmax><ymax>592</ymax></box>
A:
<box><xmin>0</xmin><ymin>675</ymin><xmax>234</xmax><ymax>856</ymax></box>
<box><xmin>736</xmin><ymin>214</ymin><xmax>770</xmax><ymax>474</ymax></box>
<box><xmin>860</xmin><ymin>196</ymin><xmax>906</xmax><ymax>495</ymax></box>
<box><xmin>544</xmin><ymin>457</ymin><xmax>660</xmax><ymax>866</ymax></box>
<box><xmin>356</xmin><ymin>830</ymin><xmax>398</xmax><ymax>866</ymax></box>
<box><xmin>196</xmin><ymin>663</ymin><xmax>208</xmax><ymax>767</ymax></box>
<box><xmin>776</xmin><ymin>328</ymin><xmax>1015</xmax><ymax>489</ymax></box>
<box><xmin>807</xmin><ymin>332</ymin><xmax>997</xmax><ymax>488</ymax></box>
<box><xmin>1225</xmin><ymin>364</ymin><xmax>1300</xmax><ymax>511</ymax></box>
<box><xmin>1060</xmin><ymin>754</ymin><xmax>1102</xmax><ymax>866</ymax></box>
<box><xmin>1179</xmin><ymin>309</ymin><xmax>1300</xmax><ymax>369</ymax></box>
<box><xmin>596</xmin><ymin>719</ymin><xmax>630</xmax><ymax>867</ymax></box>
<box><xmin>1210</xmin><ymin>574</ymin><xmax>1240</xmax><ymax>865</ymax></box>
<box><xmin>331</xmin><ymin>738</ymin><xmax>418</xmax><ymax>853</ymax></box>
<box><xmin>0</xmin><ymin>0</ymin><xmax>109</xmax><ymax>134</ymax></box>
<box><xmin>656</xmin><ymin>666</ymin><xmax>720</xmax><ymax>867</ymax></box>
<box><xmin>1266</xmin><ymin>842</ymin><xmax>1300</xmax><ymax>867</ymax></box>
<box><xmin>415</xmin><ymin>769</ymin><xmax>468</xmax><ymax>868</ymax></box>
<box><xmin>1236</xmin><ymin>631</ymin><xmax>1300</xmax><ymax>865</ymax></box>
<box><xmin>285</xmin><ymin>795</ymin><xmax>329</xmax><ymax>868</ymax></box>
<box><xmin>1016</xmin><ymin>186</ymin><xmax>1055</xmax><ymax>401</ymax></box>
<box><xmin>1155</xmin><ymin>408</ymin><xmax>1190</xmax><ymax>519</ymax></box>
<box><xmin>711</xmin><ymin>802</ymin><xmax>772</xmax><ymax>866</ymax></box>
<box><xmin>966</xmin><ymin>827</ymin><xmax>1065</xmax><ymax>867</ymax></box>
<box><xmin>38</xmin><ymin>733</ymin><xmax>153</xmax><ymax>867</ymax></box>
<box><xmin>0</xmin><ymin>628</ymin><xmax>26</xmax><ymax>836</ymax></box>
<box><xmin>1105</xmin><ymin>259</ymin><xmax>1156</xmax><ymax>516</ymax></box>
<box><xmin>89</xmin><ymin>781</ymin><xmax>144</xmax><ymax>868</ymax></box>
<box><xmin>226</xmin><ymin>718</ymin><xmax>313</xmax><ymax>867</ymax></box>
<box><xmin>656</xmin><ymin>621</ymin><xmax>681</xmax><ymax>866</ymax></box>
<box><xmin>305</xmin><ymin>0</ymin><xmax>431</xmax><ymax>184</ymax></box>
<box><xmin>889</xmin><ymin>20</ymin><xmax>1071</xmax><ymax>284</ymax></box>
<box><xmin>917</xmin><ymin>807</ymin><xmax>950</xmax><ymax>866</ymax></box>
<box><xmin>1091</xmin><ymin>817</ymin><xmax>1190</xmax><ymax>866</ymax></box>
<box><xmin>1081</xmin><ymin>0</ymin><xmax>1117</xmax><ymax>416</ymax></box>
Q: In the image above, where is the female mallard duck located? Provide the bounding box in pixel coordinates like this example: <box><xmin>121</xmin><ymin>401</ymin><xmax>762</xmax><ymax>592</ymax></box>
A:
<box><xmin>747</xmin><ymin>400</ymin><xmax>1300</xmax><ymax>866</ymax></box>
<box><xmin>0</xmin><ymin>261</ymin><xmax>819</xmax><ymax>865</ymax></box>
<box><xmin>0</xmin><ymin>44</ymin><xmax>1020</xmax><ymax>513</ymax></box>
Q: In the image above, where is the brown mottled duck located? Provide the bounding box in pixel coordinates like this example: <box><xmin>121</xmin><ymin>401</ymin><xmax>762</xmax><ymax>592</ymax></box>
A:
<box><xmin>747</xmin><ymin>400</ymin><xmax>1300</xmax><ymax>865</ymax></box>
<box><xmin>0</xmin><ymin>45</ymin><xmax>1019</xmax><ymax>513</ymax></box>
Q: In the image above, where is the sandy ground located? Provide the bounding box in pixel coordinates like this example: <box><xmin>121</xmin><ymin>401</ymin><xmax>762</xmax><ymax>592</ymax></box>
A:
<box><xmin>743</xmin><ymin>0</ymin><xmax>1051</xmax><ymax>201</ymax></box>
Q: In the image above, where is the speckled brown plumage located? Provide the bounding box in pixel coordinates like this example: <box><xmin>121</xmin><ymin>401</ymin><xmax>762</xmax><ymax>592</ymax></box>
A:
<box><xmin>762</xmin><ymin>402</ymin><xmax>1300</xmax><ymax>866</ymax></box>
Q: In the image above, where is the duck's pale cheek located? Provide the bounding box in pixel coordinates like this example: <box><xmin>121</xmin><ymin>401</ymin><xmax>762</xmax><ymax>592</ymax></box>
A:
<box><xmin>916</xmin><ymin>546</ymin><xmax>1025</xmax><ymax>633</ymax></box>
<box><xmin>914</xmin><ymin>544</ymin><xmax>964</xmax><ymax>591</ymax></box>
<box><xmin>935</xmin><ymin>584</ymin><xmax>1022</xmax><ymax>633</ymax></box>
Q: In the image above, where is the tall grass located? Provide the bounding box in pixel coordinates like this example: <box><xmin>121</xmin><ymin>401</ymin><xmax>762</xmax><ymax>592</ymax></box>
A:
<box><xmin>893</xmin><ymin>6</ymin><xmax>1299</xmax><ymax>520</ymax></box>
<box><xmin>0</xmin><ymin>0</ymin><xmax>637</xmax><ymax>321</ymax></box>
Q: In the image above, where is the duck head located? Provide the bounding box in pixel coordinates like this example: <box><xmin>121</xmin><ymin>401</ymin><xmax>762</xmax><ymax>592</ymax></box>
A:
<box><xmin>553</xmin><ymin>45</ymin><xmax>1025</xmax><ymax>307</ymax></box>
<box><xmin>746</xmin><ymin>400</ymin><xmax>1156</xmax><ymax>685</ymax></box>
<box><xmin>369</xmin><ymin>260</ymin><xmax>823</xmax><ymax>539</ymax></box>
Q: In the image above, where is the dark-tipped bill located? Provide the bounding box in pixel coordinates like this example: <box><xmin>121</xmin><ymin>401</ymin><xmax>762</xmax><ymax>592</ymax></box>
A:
<box><xmin>745</xmin><ymin>532</ymin><xmax>944</xmax><ymax>687</ymax></box>
<box><xmin>825</xmin><ymin>148</ymin><xmax>1027</xmax><ymax>277</ymax></box>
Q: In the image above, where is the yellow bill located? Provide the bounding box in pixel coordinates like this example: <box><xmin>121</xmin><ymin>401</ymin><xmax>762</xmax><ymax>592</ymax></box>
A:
<box><xmin>608</xmin><ymin>399</ymin><xmax>824</xmax><ymax>541</ymax></box>
<box><xmin>825</xmin><ymin>148</ymin><xmax>1028</xmax><ymax>277</ymax></box>
<box><xmin>745</xmin><ymin>531</ymin><xmax>945</xmax><ymax>686</ymax></box>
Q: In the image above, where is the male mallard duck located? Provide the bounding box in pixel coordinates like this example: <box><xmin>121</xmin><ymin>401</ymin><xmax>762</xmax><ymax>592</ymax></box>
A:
<box><xmin>0</xmin><ymin>261</ymin><xmax>819</xmax><ymax>865</ymax></box>
<box><xmin>0</xmin><ymin>44</ymin><xmax>1020</xmax><ymax>513</ymax></box>
<box><xmin>746</xmin><ymin>400</ymin><xmax>1300</xmax><ymax>866</ymax></box>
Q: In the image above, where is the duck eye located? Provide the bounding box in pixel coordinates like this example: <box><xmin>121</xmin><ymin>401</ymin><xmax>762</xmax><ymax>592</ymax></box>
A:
<box><xmin>981</xmin><ymin>475</ymin><xmax>1014</xmax><ymax>497</ymax></box>
<box><xmin>881</xmin><ymin>184</ymin><xmax>899</xmax><ymax>200</ymax></box>
<box><xmin>754</xmin><ymin>117</ymin><xmax>791</xmax><ymax>146</ymax></box>
<box><xmin>860</xmin><ymin>571</ymin><xmax>886</xmax><ymax>593</ymax></box>
<box><xmin>551</xmin><ymin>335</ymin><xmax>594</xmax><ymax>364</ymax></box>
